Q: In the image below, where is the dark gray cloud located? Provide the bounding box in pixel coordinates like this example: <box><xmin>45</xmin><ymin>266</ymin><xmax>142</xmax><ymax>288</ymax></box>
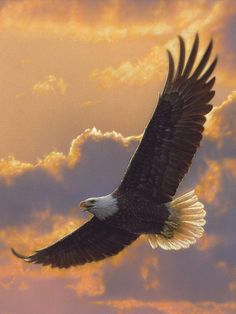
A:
<box><xmin>0</xmin><ymin>136</ymin><xmax>138</xmax><ymax>226</ymax></box>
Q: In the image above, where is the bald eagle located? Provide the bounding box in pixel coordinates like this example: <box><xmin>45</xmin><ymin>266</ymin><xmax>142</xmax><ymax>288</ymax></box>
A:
<box><xmin>12</xmin><ymin>34</ymin><xmax>217</xmax><ymax>268</ymax></box>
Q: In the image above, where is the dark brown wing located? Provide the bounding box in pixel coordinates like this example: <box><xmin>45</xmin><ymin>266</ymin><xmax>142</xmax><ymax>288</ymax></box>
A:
<box><xmin>11</xmin><ymin>217</ymin><xmax>138</xmax><ymax>268</ymax></box>
<box><xmin>118</xmin><ymin>34</ymin><xmax>217</xmax><ymax>203</ymax></box>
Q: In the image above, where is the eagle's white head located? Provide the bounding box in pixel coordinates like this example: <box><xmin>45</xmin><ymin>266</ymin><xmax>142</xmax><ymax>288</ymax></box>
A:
<box><xmin>79</xmin><ymin>194</ymin><xmax>118</xmax><ymax>220</ymax></box>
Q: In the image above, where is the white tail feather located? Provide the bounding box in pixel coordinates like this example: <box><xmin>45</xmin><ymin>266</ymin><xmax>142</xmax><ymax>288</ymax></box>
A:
<box><xmin>148</xmin><ymin>190</ymin><xmax>206</xmax><ymax>250</ymax></box>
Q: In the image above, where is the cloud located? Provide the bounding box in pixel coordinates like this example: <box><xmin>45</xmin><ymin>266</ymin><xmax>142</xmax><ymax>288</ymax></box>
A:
<box><xmin>196</xmin><ymin>160</ymin><xmax>222</xmax><ymax>205</ymax></box>
<box><xmin>0</xmin><ymin>0</ymin><xmax>234</xmax><ymax>45</ymax></box>
<box><xmin>2</xmin><ymin>89</ymin><xmax>235</xmax><ymax>182</ymax></box>
<box><xmin>67</xmin><ymin>127</ymin><xmax>141</xmax><ymax>167</ymax></box>
<box><xmin>223</xmin><ymin>159</ymin><xmax>236</xmax><ymax>178</ymax></box>
<box><xmin>191</xmin><ymin>90</ymin><xmax>236</xmax><ymax>217</ymax></box>
<box><xmin>216</xmin><ymin>261</ymin><xmax>236</xmax><ymax>298</ymax></box>
<box><xmin>67</xmin><ymin>268</ymin><xmax>105</xmax><ymax>297</ymax></box>
<box><xmin>0</xmin><ymin>127</ymin><xmax>141</xmax><ymax>227</ymax></box>
<box><xmin>80</xmin><ymin>100</ymin><xmax>101</xmax><ymax>109</ymax></box>
<box><xmin>91</xmin><ymin>33</ymin><xmax>215</xmax><ymax>88</ymax></box>
<box><xmin>140</xmin><ymin>257</ymin><xmax>159</xmax><ymax>291</ymax></box>
<box><xmin>0</xmin><ymin>209</ymin><xmax>107</xmax><ymax>297</ymax></box>
<box><xmin>91</xmin><ymin>0</ymin><xmax>233</xmax><ymax>88</ymax></box>
<box><xmin>91</xmin><ymin>45</ymin><xmax>164</xmax><ymax>88</ymax></box>
<box><xmin>0</xmin><ymin>127</ymin><xmax>140</xmax><ymax>182</ymax></box>
<box><xmin>0</xmin><ymin>156</ymin><xmax>34</xmax><ymax>183</ymax></box>
<box><xmin>205</xmin><ymin>91</ymin><xmax>236</xmax><ymax>145</ymax></box>
<box><xmin>0</xmin><ymin>0</ymin><xmax>235</xmax><ymax>96</ymax></box>
<box><xmin>196</xmin><ymin>233</ymin><xmax>223</xmax><ymax>251</ymax></box>
<box><xmin>0</xmin><ymin>1</ymin><xmax>180</xmax><ymax>42</ymax></box>
<box><xmin>32</xmin><ymin>75</ymin><xmax>67</xmax><ymax>96</ymax></box>
<box><xmin>96</xmin><ymin>299</ymin><xmax>236</xmax><ymax>314</ymax></box>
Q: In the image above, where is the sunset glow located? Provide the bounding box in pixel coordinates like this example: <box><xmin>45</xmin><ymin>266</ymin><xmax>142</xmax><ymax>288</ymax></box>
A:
<box><xmin>0</xmin><ymin>1</ymin><xmax>236</xmax><ymax>313</ymax></box>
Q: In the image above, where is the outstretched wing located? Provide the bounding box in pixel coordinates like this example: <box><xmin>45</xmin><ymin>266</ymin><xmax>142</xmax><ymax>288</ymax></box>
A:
<box><xmin>12</xmin><ymin>217</ymin><xmax>138</xmax><ymax>268</ymax></box>
<box><xmin>118</xmin><ymin>34</ymin><xmax>217</xmax><ymax>203</ymax></box>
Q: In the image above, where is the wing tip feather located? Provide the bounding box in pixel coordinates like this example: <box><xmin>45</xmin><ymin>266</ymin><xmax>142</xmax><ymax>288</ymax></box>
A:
<box><xmin>195</xmin><ymin>32</ymin><xmax>200</xmax><ymax>43</ymax></box>
<box><xmin>163</xmin><ymin>49</ymin><xmax>175</xmax><ymax>93</ymax></box>
<box><xmin>11</xmin><ymin>248</ymin><xmax>30</xmax><ymax>261</ymax></box>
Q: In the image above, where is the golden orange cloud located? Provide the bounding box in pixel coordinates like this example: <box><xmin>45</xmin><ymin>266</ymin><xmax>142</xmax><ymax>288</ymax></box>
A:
<box><xmin>196</xmin><ymin>160</ymin><xmax>222</xmax><ymax>205</ymax></box>
<box><xmin>96</xmin><ymin>299</ymin><xmax>236</xmax><ymax>314</ymax></box>
<box><xmin>0</xmin><ymin>0</ymin><xmax>234</xmax><ymax>165</ymax></box>
<box><xmin>0</xmin><ymin>1</ymin><xmax>179</xmax><ymax>42</ymax></box>
<box><xmin>0</xmin><ymin>127</ymin><xmax>140</xmax><ymax>181</ymax></box>
<box><xmin>223</xmin><ymin>159</ymin><xmax>236</xmax><ymax>178</ymax></box>
<box><xmin>0</xmin><ymin>209</ymin><xmax>84</xmax><ymax>258</ymax></box>
<box><xmin>67</xmin><ymin>127</ymin><xmax>141</xmax><ymax>167</ymax></box>
<box><xmin>90</xmin><ymin>0</ymin><xmax>231</xmax><ymax>88</ymax></box>
<box><xmin>140</xmin><ymin>257</ymin><xmax>159</xmax><ymax>291</ymax></box>
<box><xmin>32</xmin><ymin>75</ymin><xmax>67</xmax><ymax>96</ymax></box>
<box><xmin>0</xmin><ymin>89</ymin><xmax>234</xmax><ymax>186</ymax></box>
<box><xmin>0</xmin><ymin>156</ymin><xmax>33</xmax><ymax>183</ymax></box>
<box><xmin>0</xmin><ymin>209</ymin><xmax>108</xmax><ymax>295</ymax></box>
<box><xmin>67</xmin><ymin>267</ymin><xmax>105</xmax><ymax>297</ymax></box>
<box><xmin>196</xmin><ymin>233</ymin><xmax>222</xmax><ymax>251</ymax></box>
<box><xmin>0</xmin><ymin>207</ymin><xmax>143</xmax><ymax>295</ymax></box>
<box><xmin>205</xmin><ymin>91</ymin><xmax>236</xmax><ymax>143</ymax></box>
<box><xmin>0</xmin><ymin>0</ymin><xmax>234</xmax><ymax>46</ymax></box>
<box><xmin>91</xmin><ymin>45</ymin><xmax>164</xmax><ymax>88</ymax></box>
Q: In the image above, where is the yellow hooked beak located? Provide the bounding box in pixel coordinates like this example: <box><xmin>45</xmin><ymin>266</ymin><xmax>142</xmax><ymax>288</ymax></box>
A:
<box><xmin>79</xmin><ymin>201</ymin><xmax>90</xmax><ymax>211</ymax></box>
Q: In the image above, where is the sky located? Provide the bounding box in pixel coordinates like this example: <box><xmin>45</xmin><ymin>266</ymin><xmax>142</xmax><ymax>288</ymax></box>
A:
<box><xmin>0</xmin><ymin>0</ymin><xmax>236</xmax><ymax>313</ymax></box>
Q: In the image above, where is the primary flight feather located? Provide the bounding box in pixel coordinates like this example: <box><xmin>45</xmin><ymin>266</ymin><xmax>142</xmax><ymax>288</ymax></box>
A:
<box><xmin>12</xmin><ymin>34</ymin><xmax>217</xmax><ymax>268</ymax></box>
